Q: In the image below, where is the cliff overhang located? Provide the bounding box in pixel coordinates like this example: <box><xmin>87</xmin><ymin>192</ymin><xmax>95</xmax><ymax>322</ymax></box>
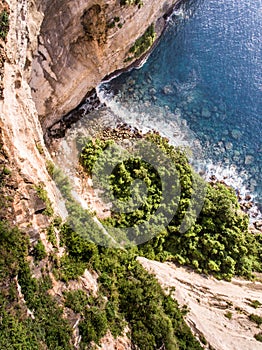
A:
<box><xmin>29</xmin><ymin>0</ymin><xmax>180</xmax><ymax>130</ymax></box>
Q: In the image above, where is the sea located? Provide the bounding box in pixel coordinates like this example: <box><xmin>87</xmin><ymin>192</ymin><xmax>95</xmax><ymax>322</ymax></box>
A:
<box><xmin>59</xmin><ymin>0</ymin><xmax>262</xmax><ymax>221</ymax></box>
<box><xmin>98</xmin><ymin>0</ymin><xmax>262</xmax><ymax>219</ymax></box>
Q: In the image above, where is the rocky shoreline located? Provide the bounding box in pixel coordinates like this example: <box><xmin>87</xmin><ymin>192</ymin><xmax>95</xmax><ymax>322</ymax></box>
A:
<box><xmin>45</xmin><ymin>0</ymin><xmax>261</xmax><ymax>234</ymax></box>
<box><xmin>46</xmin><ymin>89</ymin><xmax>104</xmax><ymax>141</ymax></box>
<box><xmin>45</xmin><ymin>0</ymin><xmax>186</xmax><ymax>142</ymax></box>
<box><xmin>52</xmin><ymin>113</ymin><xmax>262</xmax><ymax>234</ymax></box>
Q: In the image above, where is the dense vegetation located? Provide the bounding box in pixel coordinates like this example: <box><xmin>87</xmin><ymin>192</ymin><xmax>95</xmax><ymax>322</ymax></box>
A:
<box><xmin>1</xmin><ymin>129</ymin><xmax>262</xmax><ymax>348</ymax></box>
<box><xmin>0</xmin><ymin>163</ymin><xmax>202</xmax><ymax>349</ymax></box>
<box><xmin>60</xmin><ymin>224</ymin><xmax>202</xmax><ymax>350</ymax></box>
<box><xmin>80</xmin><ymin>133</ymin><xmax>262</xmax><ymax>281</ymax></box>
<box><xmin>0</xmin><ymin>165</ymin><xmax>73</xmax><ymax>349</ymax></box>
<box><xmin>48</xmin><ymin>157</ymin><xmax>203</xmax><ymax>349</ymax></box>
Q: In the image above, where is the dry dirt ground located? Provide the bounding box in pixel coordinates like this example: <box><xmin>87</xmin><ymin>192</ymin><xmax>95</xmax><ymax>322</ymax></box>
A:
<box><xmin>138</xmin><ymin>257</ymin><xmax>262</xmax><ymax>350</ymax></box>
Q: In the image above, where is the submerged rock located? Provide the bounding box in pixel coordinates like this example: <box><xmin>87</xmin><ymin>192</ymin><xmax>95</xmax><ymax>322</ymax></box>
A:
<box><xmin>245</xmin><ymin>155</ymin><xmax>254</xmax><ymax>165</ymax></box>
<box><xmin>231</xmin><ymin>129</ymin><xmax>242</xmax><ymax>140</ymax></box>
<box><xmin>201</xmin><ymin>107</ymin><xmax>211</xmax><ymax>118</ymax></box>
<box><xmin>225</xmin><ymin>142</ymin><xmax>233</xmax><ymax>151</ymax></box>
<box><xmin>163</xmin><ymin>85</ymin><xmax>174</xmax><ymax>95</ymax></box>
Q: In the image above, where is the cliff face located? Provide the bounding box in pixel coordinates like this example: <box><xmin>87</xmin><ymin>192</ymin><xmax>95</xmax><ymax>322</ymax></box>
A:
<box><xmin>1</xmin><ymin>0</ymin><xmax>67</xmax><ymax>226</ymax></box>
<box><xmin>0</xmin><ymin>0</ymin><xmax>178</xmax><ymax>227</ymax></box>
<box><xmin>0</xmin><ymin>2</ymin><xmax>177</xmax><ymax>346</ymax></box>
<box><xmin>30</xmin><ymin>0</ymin><xmax>178</xmax><ymax>129</ymax></box>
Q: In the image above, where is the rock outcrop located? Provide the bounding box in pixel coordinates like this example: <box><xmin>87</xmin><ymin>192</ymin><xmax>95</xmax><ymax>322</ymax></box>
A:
<box><xmin>29</xmin><ymin>0</ymin><xmax>179</xmax><ymax>130</ymax></box>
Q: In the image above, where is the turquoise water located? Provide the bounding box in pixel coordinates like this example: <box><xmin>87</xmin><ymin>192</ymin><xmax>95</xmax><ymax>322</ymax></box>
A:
<box><xmin>100</xmin><ymin>0</ymin><xmax>261</xmax><ymax>214</ymax></box>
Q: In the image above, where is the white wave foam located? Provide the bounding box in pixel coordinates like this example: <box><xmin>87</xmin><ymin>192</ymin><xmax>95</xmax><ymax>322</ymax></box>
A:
<box><xmin>59</xmin><ymin>85</ymin><xmax>261</xmax><ymax>223</ymax></box>
<box><xmin>97</xmin><ymin>86</ymin><xmax>199</xmax><ymax>151</ymax></box>
<box><xmin>197</xmin><ymin>160</ymin><xmax>262</xmax><ymax>222</ymax></box>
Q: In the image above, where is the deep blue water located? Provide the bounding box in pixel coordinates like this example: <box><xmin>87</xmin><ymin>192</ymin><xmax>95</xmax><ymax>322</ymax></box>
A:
<box><xmin>102</xmin><ymin>0</ymin><xmax>261</xmax><ymax>212</ymax></box>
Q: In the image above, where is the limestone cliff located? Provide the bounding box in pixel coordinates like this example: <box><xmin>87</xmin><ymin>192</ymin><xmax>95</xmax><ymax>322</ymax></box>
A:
<box><xmin>0</xmin><ymin>0</ymin><xmax>178</xmax><ymax>227</ymax></box>
<box><xmin>0</xmin><ymin>1</ymin><xmax>179</xmax><ymax>348</ymax></box>
<box><xmin>29</xmin><ymin>0</ymin><xmax>179</xmax><ymax>130</ymax></box>
<box><xmin>1</xmin><ymin>0</ymin><xmax>67</xmax><ymax>226</ymax></box>
<box><xmin>1</xmin><ymin>2</ymin><xmax>262</xmax><ymax>350</ymax></box>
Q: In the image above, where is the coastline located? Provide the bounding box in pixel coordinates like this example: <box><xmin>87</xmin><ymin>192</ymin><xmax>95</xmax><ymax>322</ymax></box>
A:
<box><xmin>52</xmin><ymin>104</ymin><xmax>262</xmax><ymax>234</ymax></box>
<box><xmin>202</xmin><ymin>164</ymin><xmax>262</xmax><ymax>231</ymax></box>
<box><xmin>45</xmin><ymin>0</ymin><xmax>185</xmax><ymax>141</ymax></box>
<box><xmin>46</xmin><ymin>0</ymin><xmax>261</xmax><ymax>233</ymax></box>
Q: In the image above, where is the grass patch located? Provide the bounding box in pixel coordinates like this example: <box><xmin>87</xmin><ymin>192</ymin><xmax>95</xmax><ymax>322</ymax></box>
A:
<box><xmin>254</xmin><ymin>333</ymin><xmax>262</xmax><ymax>342</ymax></box>
<box><xmin>35</xmin><ymin>184</ymin><xmax>54</xmax><ymax>216</ymax></box>
<box><xmin>46</xmin><ymin>160</ymin><xmax>55</xmax><ymax>177</ymax></box>
<box><xmin>33</xmin><ymin>240</ymin><xmax>47</xmax><ymax>262</ymax></box>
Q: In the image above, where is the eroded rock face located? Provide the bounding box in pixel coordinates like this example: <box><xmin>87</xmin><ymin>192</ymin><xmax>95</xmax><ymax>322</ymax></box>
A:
<box><xmin>0</xmin><ymin>0</ymin><xmax>178</xmax><ymax>227</ymax></box>
<box><xmin>0</xmin><ymin>0</ymin><xmax>180</xmax><ymax>241</ymax></box>
<box><xmin>0</xmin><ymin>0</ymin><xmax>67</xmax><ymax>226</ymax></box>
<box><xmin>81</xmin><ymin>4</ymin><xmax>107</xmax><ymax>44</ymax></box>
<box><xmin>30</xmin><ymin>0</ymin><xmax>179</xmax><ymax>130</ymax></box>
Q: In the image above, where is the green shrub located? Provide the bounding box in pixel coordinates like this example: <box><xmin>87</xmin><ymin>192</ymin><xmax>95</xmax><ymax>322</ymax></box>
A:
<box><xmin>33</xmin><ymin>240</ymin><xmax>47</xmax><ymax>261</ymax></box>
<box><xmin>0</xmin><ymin>10</ymin><xmax>9</xmax><ymax>41</ymax></box>
<box><xmin>107</xmin><ymin>20</ymin><xmax>115</xmax><ymax>29</ymax></box>
<box><xmin>163</xmin><ymin>181</ymin><xmax>254</xmax><ymax>280</ymax></box>
<box><xmin>0</xmin><ymin>221</ymin><xmax>28</xmax><ymax>280</ymax></box>
<box><xmin>56</xmin><ymin>255</ymin><xmax>87</xmax><ymax>282</ymax></box>
<box><xmin>249</xmin><ymin>314</ymin><xmax>262</xmax><ymax>326</ymax></box>
<box><xmin>250</xmin><ymin>300</ymin><xmax>262</xmax><ymax>309</ymax></box>
<box><xmin>199</xmin><ymin>334</ymin><xmax>207</xmax><ymax>345</ymax></box>
<box><xmin>36</xmin><ymin>142</ymin><xmax>44</xmax><ymax>155</ymax></box>
<box><xmin>18</xmin><ymin>261</ymin><xmax>73</xmax><ymax>349</ymax></box>
<box><xmin>64</xmin><ymin>289</ymin><xmax>89</xmax><ymax>313</ymax></box>
<box><xmin>35</xmin><ymin>184</ymin><xmax>54</xmax><ymax>216</ymax></box>
<box><xmin>254</xmin><ymin>333</ymin><xmax>262</xmax><ymax>342</ymax></box>
<box><xmin>128</xmin><ymin>24</ymin><xmax>156</xmax><ymax>59</ymax></box>
<box><xmin>79</xmin><ymin>307</ymin><xmax>108</xmax><ymax>345</ymax></box>
<box><xmin>0</xmin><ymin>311</ymin><xmax>40</xmax><ymax>349</ymax></box>
<box><xmin>2</xmin><ymin>166</ymin><xmax>11</xmax><ymax>175</ymax></box>
<box><xmin>79</xmin><ymin>138</ymin><xmax>113</xmax><ymax>175</ymax></box>
<box><xmin>225</xmin><ymin>311</ymin><xmax>232</xmax><ymax>320</ymax></box>
<box><xmin>46</xmin><ymin>160</ymin><xmax>55</xmax><ymax>176</ymax></box>
<box><xmin>47</xmin><ymin>223</ymin><xmax>57</xmax><ymax>246</ymax></box>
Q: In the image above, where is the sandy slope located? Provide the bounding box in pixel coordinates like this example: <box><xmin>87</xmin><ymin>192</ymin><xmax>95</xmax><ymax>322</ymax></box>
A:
<box><xmin>138</xmin><ymin>257</ymin><xmax>262</xmax><ymax>350</ymax></box>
